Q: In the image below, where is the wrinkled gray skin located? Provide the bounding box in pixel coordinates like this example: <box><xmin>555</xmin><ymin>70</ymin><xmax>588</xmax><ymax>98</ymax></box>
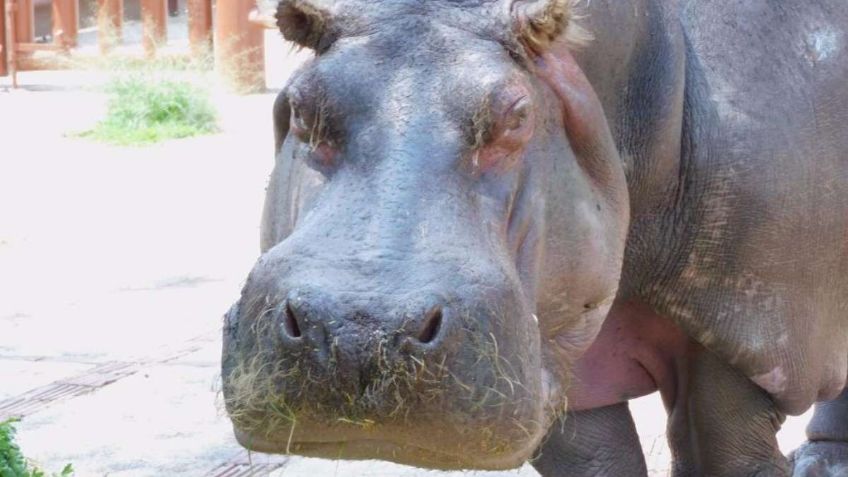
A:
<box><xmin>222</xmin><ymin>0</ymin><xmax>848</xmax><ymax>475</ymax></box>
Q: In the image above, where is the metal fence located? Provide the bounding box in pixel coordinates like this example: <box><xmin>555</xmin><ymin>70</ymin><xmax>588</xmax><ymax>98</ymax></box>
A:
<box><xmin>0</xmin><ymin>0</ymin><xmax>275</xmax><ymax>91</ymax></box>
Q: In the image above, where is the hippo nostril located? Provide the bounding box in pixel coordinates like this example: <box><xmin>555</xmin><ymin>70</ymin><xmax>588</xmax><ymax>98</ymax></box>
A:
<box><xmin>282</xmin><ymin>302</ymin><xmax>303</xmax><ymax>339</ymax></box>
<box><xmin>417</xmin><ymin>308</ymin><xmax>443</xmax><ymax>344</ymax></box>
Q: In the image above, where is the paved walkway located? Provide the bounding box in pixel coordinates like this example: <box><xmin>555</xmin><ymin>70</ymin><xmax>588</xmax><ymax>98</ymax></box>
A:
<box><xmin>0</xmin><ymin>39</ymin><xmax>812</xmax><ymax>477</ymax></box>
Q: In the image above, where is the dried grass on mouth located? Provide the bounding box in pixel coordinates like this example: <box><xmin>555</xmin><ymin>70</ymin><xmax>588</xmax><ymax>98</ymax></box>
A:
<box><xmin>222</xmin><ymin>297</ymin><xmax>550</xmax><ymax>457</ymax></box>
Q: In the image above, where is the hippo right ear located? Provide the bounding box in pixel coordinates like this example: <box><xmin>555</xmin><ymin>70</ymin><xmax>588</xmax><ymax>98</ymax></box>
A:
<box><xmin>276</xmin><ymin>0</ymin><xmax>334</xmax><ymax>51</ymax></box>
<box><xmin>509</xmin><ymin>0</ymin><xmax>591</xmax><ymax>52</ymax></box>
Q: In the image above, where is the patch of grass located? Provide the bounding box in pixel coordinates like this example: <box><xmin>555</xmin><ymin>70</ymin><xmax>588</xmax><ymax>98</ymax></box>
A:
<box><xmin>0</xmin><ymin>419</ymin><xmax>73</xmax><ymax>477</ymax></box>
<box><xmin>79</xmin><ymin>73</ymin><xmax>218</xmax><ymax>146</ymax></box>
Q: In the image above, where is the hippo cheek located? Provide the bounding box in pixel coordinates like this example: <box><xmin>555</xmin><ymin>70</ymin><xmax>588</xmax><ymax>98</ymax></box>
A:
<box><xmin>220</xmin><ymin>302</ymin><xmax>241</xmax><ymax>388</ymax></box>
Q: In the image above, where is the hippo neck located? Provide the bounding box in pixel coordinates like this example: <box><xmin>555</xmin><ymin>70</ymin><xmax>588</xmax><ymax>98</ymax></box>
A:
<box><xmin>573</xmin><ymin>0</ymin><xmax>687</xmax><ymax>297</ymax></box>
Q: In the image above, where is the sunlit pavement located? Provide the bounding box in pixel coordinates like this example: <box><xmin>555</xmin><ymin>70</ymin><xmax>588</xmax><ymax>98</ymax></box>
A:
<box><xmin>0</xmin><ymin>39</ymin><xmax>812</xmax><ymax>477</ymax></box>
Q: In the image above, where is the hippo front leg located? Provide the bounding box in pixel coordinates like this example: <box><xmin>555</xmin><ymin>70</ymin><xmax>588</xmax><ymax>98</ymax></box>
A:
<box><xmin>531</xmin><ymin>403</ymin><xmax>647</xmax><ymax>477</ymax></box>
<box><xmin>665</xmin><ymin>344</ymin><xmax>790</xmax><ymax>476</ymax></box>
<box><xmin>790</xmin><ymin>388</ymin><xmax>848</xmax><ymax>476</ymax></box>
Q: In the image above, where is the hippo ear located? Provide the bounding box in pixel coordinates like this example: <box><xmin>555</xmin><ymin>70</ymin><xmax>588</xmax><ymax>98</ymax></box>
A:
<box><xmin>276</xmin><ymin>0</ymin><xmax>333</xmax><ymax>51</ymax></box>
<box><xmin>510</xmin><ymin>0</ymin><xmax>591</xmax><ymax>52</ymax></box>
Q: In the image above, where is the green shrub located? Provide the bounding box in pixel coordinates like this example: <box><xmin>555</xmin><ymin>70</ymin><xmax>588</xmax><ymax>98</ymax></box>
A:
<box><xmin>80</xmin><ymin>73</ymin><xmax>218</xmax><ymax>146</ymax></box>
<box><xmin>0</xmin><ymin>419</ymin><xmax>73</xmax><ymax>477</ymax></box>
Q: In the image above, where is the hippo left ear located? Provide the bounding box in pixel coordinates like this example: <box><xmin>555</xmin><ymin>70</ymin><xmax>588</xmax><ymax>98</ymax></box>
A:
<box><xmin>509</xmin><ymin>0</ymin><xmax>591</xmax><ymax>52</ymax></box>
<box><xmin>276</xmin><ymin>0</ymin><xmax>335</xmax><ymax>51</ymax></box>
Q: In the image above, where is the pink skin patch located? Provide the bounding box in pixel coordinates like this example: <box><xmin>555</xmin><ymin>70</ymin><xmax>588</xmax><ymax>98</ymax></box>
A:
<box><xmin>567</xmin><ymin>300</ymin><xmax>690</xmax><ymax>411</ymax></box>
<box><xmin>751</xmin><ymin>367</ymin><xmax>788</xmax><ymax>395</ymax></box>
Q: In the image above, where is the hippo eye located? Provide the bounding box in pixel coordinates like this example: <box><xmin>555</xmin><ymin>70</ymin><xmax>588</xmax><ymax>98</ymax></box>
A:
<box><xmin>503</xmin><ymin>97</ymin><xmax>531</xmax><ymax>132</ymax></box>
<box><xmin>469</xmin><ymin>92</ymin><xmax>534</xmax><ymax>173</ymax></box>
<box><xmin>289</xmin><ymin>100</ymin><xmax>338</xmax><ymax>173</ymax></box>
<box><xmin>290</xmin><ymin>102</ymin><xmax>331</xmax><ymax>147</ymax></box>
<box><xmin>290</xmin><ymin>104</ymin><xmax>309</xmax><ymax>136</ymax></box>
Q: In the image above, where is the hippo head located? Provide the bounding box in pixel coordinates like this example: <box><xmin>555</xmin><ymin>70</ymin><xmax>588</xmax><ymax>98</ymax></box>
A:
<box><xmin>222</xmin><ymin>0</ymin><xmax>628</xmax><ymax>470</ymax></box>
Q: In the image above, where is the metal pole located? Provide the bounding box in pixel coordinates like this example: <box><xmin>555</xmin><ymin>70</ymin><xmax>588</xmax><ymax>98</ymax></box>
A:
<box><xmin>186</xmin><ymin>0</ymin><xmax>210</xmax><ymax>59</ymax></box>
<box><xmin>13</xmin><ymin>0</ymin><xmax>29</xmax><ymax>43</ymax></box>
<box><xmin>97</xmin><ymin>0</ymin><xmax>122</xmax><ymax>54</ymax></box>
<box><xmin>5</xmin><ymin>0</ymin><xmax>17</xmax><ymax>87</ymax></box>
<box><xmin>13</xmin><ymin>0</ymin><xmax>30</xmax><ymax>69</ymax></box>
<box><xmin>0</xmin><ymin>0</ymin><xmax>6</xmax><ymax>77</ymax></box>
<box><xmin>52</xmin><ymin>0</ymin><xmax>79</xmax><ymax>48</ymax></box>
<box><xmin>141</xmin><ymin>0</ymin><xmax>165</xmax><ymax>57</ymax></box>
<box><xmin>215</xmin><ymin>0</ymin><xmax>265</xmax><ymax>93</ymax></box>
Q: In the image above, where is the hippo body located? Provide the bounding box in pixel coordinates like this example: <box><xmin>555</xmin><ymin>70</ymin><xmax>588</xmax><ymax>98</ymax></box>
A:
<box><xmin>223</xmin><ymin>0</ymin><xmax>848</xmax><ymax>475</ymax></box>
<box><xmin>588</xmin><ymin>0</ymin><xmax>848</xmax><ymax>415</ymax></box>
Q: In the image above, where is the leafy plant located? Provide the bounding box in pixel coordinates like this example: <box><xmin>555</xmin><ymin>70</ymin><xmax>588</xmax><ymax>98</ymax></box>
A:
<box><xmin>79</xmin><ymin>72</ymin><xmax>218</xmax><ymax>146</ymax></box>
<box><xmin>0</xmin><ymin>419</ymin><xmax>73</xmax><ymax>477</ymax></box>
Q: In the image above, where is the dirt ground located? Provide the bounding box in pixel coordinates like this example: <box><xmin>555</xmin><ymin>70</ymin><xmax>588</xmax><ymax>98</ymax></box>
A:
<box><xmin>0</xmin><ymin>32</ymin><xmax>813</xmax><ymax>477</ymax></box>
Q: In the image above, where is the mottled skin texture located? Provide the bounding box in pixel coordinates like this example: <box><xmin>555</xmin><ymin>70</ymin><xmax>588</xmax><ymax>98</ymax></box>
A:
<box><xmin>538</xmin><ymin>1</ymin><xmax>848</xmax><ymax>475</ymax></box>
<box><xmin>222</xmin><ymin>0</ymin><xmax>848</xmax><ymax>475</ymax></box>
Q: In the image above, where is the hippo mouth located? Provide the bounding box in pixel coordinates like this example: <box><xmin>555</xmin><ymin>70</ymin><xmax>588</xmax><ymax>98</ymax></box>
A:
<box><xmin>225</xmin><ymin>366</ymin><xmax>563</xmax><ymax>470</ymax></box>
<box><xmin>232</xmin><ymin>425</ymin><xmax>540</xmax><ymax>470</ymax></box>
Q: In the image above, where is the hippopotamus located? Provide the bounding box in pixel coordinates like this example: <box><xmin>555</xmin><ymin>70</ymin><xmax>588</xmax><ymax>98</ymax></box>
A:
<box><xmin>221</xmin><ymin>0</ymin><xmax>848</xmax><ymax>474</ymax></box>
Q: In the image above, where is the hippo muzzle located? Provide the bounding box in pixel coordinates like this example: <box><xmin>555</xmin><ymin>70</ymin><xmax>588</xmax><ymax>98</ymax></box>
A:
<box><xmin>222</xmin><ymin>228</ymin><xmax>554</xmax><ymax>469</ymax></box>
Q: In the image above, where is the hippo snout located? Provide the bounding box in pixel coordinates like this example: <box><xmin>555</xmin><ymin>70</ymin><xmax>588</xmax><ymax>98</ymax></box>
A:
<box><xmin>221</xmin><ymin>254</ymin><xmax>552</xmax><ymax>469</ymax></box>
<box><xmin>251</xmin><ymin>287</ymin><xmax>458</xmax><ymax>400</ymax></box>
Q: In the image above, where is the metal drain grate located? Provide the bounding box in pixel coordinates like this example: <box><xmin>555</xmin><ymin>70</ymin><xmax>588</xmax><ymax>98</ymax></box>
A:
<box><xmin>0</xmin><ymin>361</ymin><xmax>140</xmax><ymax>420</ymax></box>
<box><xmin>0</xmin><ymin>382</ymin><xmax>91</xmax><ymax>419</ymax></box>
<box><xmin>58</xmin><ymin>361</ymin><xmax>139</xmax><ymax>388</ymax></box>
<box><xmin>0</xmin><ymin>332</ymin><xmax>216</xmax><ymax>420</ymax></box>
<box><xmin>208</xmin><ymin>462</ymin><xmax>286</xmax><ymax>477</ymax></box>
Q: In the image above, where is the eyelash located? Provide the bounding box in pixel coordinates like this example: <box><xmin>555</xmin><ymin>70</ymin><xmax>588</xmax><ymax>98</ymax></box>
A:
<box><xmin>471</xmin><ymin>98</ymin><xmax>531</xmax><ymax>148</ymax></box>
<box><xmin>290</xmin><ymin>104</ymin><xmax>333</xmax><ymax>148</ymax></box>
<box><xmin>467</xmin><ymin>96</ymin><xmax>534</xmax><ymax>173</ymax></box>
<box><xmin>289</xmin><ymin>101</ymin><xmax>339</xmax><ymax>172</ymax></box>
